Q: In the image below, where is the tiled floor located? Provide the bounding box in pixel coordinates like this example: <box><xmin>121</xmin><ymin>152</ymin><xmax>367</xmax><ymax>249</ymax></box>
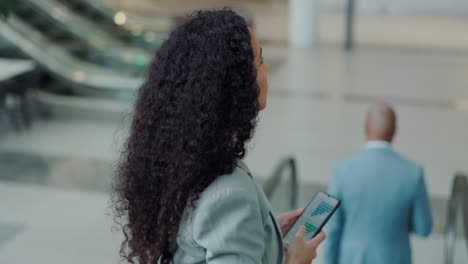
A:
<box><xmin>0</xmin><ymin>183</ymin><xmax>121</xmax><ymax>264</ymax></box>
<box><xmin>0</xmin><ymin>182</ymin><xmax>447</xmax><ymax>264</ymax></box>
<box><xmin>0</xmin><ymin>221</ymin><xmax>24</xmax><ymax>248</ymax></box>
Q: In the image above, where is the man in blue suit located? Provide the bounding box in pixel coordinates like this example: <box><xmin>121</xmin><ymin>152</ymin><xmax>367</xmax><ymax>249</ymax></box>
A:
<box><xmin>324</xmin><ymin>104</ymin><xmax>433</xmax><ymax>264</ymax></box>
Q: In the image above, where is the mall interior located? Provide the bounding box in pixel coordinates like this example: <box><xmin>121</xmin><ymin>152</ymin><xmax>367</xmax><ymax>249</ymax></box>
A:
<box><xmin>0</xmin><ymin>0</ymin><xmax>467</xmax><ymax>263</ymax></box>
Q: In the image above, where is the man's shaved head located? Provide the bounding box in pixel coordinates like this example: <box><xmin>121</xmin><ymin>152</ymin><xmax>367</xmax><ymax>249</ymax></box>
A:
<box><xmin>365</xmin><ymin>103</ymin><xmax>397</xmax><ymax>142</ymax></box>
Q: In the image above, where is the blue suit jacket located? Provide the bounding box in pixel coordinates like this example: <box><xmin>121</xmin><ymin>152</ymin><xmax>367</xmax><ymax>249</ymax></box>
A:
<box><xmin>324</xmin><ymin>145</ymin><xmax>433</xmax><ymax>264</ymax></box>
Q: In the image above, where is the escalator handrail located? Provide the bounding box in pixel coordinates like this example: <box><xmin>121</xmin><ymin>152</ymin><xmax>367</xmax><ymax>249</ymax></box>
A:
<box><xmin>445</xmin><ymin>173</ymin><xmax>468</xmax><ymax>264</ymax></box>
<box><xmin>16</xmin><ymin>0</ymin><xmax>152</xmax><ymax>63</ymax></box>
<box><xmin>60</xmin><ymin>0</ymin><xmax>162</xmax><ymax>48</ymax></box>
<box><xmin>0</xmin><ymin>17</ymin><xmax>142</xmax><ymax>95</ymax></box>
<box><xmin>263</xmin><ymin>157</ymin><xmax>298</xmax><ymax>210</ymax></box>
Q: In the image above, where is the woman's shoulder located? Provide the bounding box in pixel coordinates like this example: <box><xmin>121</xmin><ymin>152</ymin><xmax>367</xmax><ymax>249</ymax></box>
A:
<box><xmin>178</xmin><ymin>161</ymin><xmax>268</xmax><ymax>241</ymax></box>
<box><xmin>201</xmin><ymin>161</ymin><xmax>258</xmax><ymax>199</ymax></box>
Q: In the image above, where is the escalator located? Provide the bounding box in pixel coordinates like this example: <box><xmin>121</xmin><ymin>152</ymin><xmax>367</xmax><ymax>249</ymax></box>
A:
<box><xmin>445</xmin><ymin>173</ymin><xmax>468</xmax><ymax>263</ymax></box>
<box><xmin>56</xmin><ymin>0</ymin><xmax>167</xmax><ymax>50</ymax></box>
<box><xmin>263</xmin><ymin>157</ymin><xmax>299</xmax><ymax>213</ymax></box>
<box><xmin>12</xmin><ymin>1</ymin><xmax>149</xmax><ymax>73</ymax></box>
<box><xmin>0</xmin><ymin>0</ymin><xmax>163</xmax><ymax>99</ymax></box>
<box><xmin>0</xmin><ymin>15</ymin><xmax>141</xmax><ymax>99</ymax></box>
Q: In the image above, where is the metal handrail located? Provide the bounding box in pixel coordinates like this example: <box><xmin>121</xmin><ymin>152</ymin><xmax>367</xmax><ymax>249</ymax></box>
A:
<box><xmin>345</xmin><ymin>0</ymin><xmax>355</xmax><ymax>51</ymax></box>
<box><xmin>445</xmin><ymin>173</ymin><xmax>468</xmax><ymax>264</ymax></box>
<box><xmin>263</xmin><ymin>157</ymin><xmax>298</xmax><ymax>209</ymax></box>
<box><xmin>56</xmin><ymin>0</ymin><xmax>163</xmax><ymax>49</ymax></box>
<box><xmin>0</xmin><ymin>16</ymin><xmax>141</xmax><ymax>97</ymax></box>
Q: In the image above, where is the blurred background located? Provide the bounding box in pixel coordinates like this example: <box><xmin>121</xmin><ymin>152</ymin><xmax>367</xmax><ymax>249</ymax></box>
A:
<box><xmin>0</xmin><ymin>0</ymin><xmax>467</xmax><ymax>263</ymax></box>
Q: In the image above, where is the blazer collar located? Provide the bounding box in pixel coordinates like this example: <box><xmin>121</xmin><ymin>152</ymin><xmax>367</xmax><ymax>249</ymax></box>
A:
<box><xmin>236</xmin><ymin>160</ymin><xmax>253</xmax><ymax>177</ymax></box>
<box><xmin>237</xmin><ymin>160</ymin><xmax>285</xmax><ymax>259</ymax></box>
<box><xmin>364</xmin><ymin>140</ymin><xmax>392</xmax><ymax>149</ymax></box>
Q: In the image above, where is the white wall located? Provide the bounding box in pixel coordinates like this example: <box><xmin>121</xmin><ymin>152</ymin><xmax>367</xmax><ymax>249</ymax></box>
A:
<box><xmin>320</xmin><ymin>0</ymin><xmax>468</xmax><ymax>15</ymax></box>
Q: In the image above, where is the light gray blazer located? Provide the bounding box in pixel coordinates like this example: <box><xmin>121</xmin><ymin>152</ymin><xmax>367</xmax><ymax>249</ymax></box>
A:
<box><xmin>172</xmin><ymin>161</ymin><xmax>285</xmax><ymax>264</ymax></box>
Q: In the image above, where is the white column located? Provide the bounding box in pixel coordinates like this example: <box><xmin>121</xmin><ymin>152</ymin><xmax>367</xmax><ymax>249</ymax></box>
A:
<box><xmin>289</xmin><ymin>0</ymin><xmax>319</xmax><ymax>47</ymax></box>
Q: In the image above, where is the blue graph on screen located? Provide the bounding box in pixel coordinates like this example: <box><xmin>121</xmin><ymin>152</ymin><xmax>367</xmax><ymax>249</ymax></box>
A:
<box><xmin>311</xmin><ymin>202</ymin><xmax>333</xmax><ymax>216</ymax></box>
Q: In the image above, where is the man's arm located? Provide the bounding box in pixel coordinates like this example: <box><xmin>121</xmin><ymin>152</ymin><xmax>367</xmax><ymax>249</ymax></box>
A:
<box><xmin>410</xmin><ymin>167</ymin><xmax>433</xmax><ymax>237</ymax></box>
<box><xmin>324</xmin><ymin>165</ymin><xmax>344</xmax><ymax>264</ymax></box>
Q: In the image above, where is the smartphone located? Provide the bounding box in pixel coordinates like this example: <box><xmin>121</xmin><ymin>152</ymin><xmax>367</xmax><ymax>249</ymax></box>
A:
<box><xmin>283</xmin><ymin>191</ymin><xmax>340</xmax><ymax>245</ymax></box>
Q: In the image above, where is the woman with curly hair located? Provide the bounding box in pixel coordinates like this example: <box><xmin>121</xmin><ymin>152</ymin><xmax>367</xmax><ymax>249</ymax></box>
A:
<box><xmin>113</xmin><ymin>9</ymin><xmax>326</xmax><ymax>264</ymax></box>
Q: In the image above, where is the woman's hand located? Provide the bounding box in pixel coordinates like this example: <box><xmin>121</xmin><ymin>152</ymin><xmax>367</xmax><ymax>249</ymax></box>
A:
<box><xmin>278</xmin><ymin>209</ymin><xmax>304</xmax><ymax>235</ymax></box>
<box><xmin>285</xmin><ymin>226</ymin><xmax>326</xmax><ymax>264</ymax></box>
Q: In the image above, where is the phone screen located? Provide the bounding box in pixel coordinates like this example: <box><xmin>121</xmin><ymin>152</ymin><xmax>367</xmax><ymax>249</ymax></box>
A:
<box><xmin>283</xmin><ymin>192</ymin><xmax>340</xmax><ymax>245</ymax></box>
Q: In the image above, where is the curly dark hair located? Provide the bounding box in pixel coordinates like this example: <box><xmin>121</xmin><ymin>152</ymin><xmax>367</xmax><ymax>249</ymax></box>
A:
<box><xmin>113</xmin><ymin>9</ymin><xmax>260</xmax><ymax>264</ymax></box>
